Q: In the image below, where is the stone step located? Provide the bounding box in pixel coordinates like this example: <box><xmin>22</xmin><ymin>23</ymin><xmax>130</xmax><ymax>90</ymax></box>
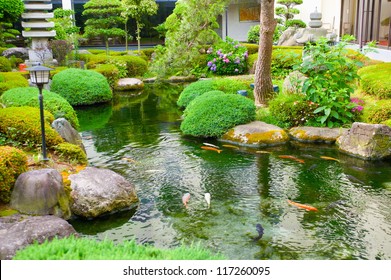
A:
<box><xmin>22</xmin><ymin>12</ymin><xmax>54</xmax><ymax>19</ymax></box>
<box><xmin>22</xmin><ymin>31</ymin><xmax>56</xmax><ymax>38</ymax></box>
<box><xmin>22</xmin><ymin>21</ymin><xmax>55</xmax><ymax>28</ymax></box>
<box><xmin>24</xmin><ymin>4</ymin><xmax>53</xmax><ymax>10</ymax></box>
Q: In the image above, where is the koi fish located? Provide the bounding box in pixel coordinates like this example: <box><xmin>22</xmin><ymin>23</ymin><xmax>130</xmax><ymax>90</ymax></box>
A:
<box><xmin>307</xmin><ymin>164</ymin><xmax>318</xmax><ymax>171</ymax></box>
<box><xmin>222</xmin><ymin>144</ymin><xmax>239</xmax><ymax>149</ymax></box>
<box><xmin>256</xmin><ymin>150</ymin><xmax>271</xmax><ymax>154</ymax></box>
<box><xmin>204</xmin><ymin>193</ymin><xmax>211</xmax><ymax>208</ymax></box>
<box><xmin>320</xmin><ymin>156</ymin><xmax>340</xmax><ymax>162</ymax></box>
<box><xmin>203</xmin><ymin>142</ymin><xmax>220</xmax><ymax>149</ymax></box>
<box><xmin>287</xmin><ymin>199</ymin><xmax>318</xmax><ymax>211</ymax></box>
<box><xmin>253</xmin><ymin>223</ymin><xmax>264</xmax><ymax>241</ymax></box>
<box><xmin>278</xmin><ymin>155</ymin><xmax>305</xmax><ymax>164</ymax></box>
<box><xmin>182</xmin><ymin>193</ymin><xmax>191</xmax><ymax>208</ymax></box>
<box><xmin>201</xmin><ymin>146</ymin><xmax>222</xmax><ymax>153</ymax></box>
<box><xmin>122</xmin><ymin>157</ymin><xmax>137</xmax><ymax>163</ymax></box>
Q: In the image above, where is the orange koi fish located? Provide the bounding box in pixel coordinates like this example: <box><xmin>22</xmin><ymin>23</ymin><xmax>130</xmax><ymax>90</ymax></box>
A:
<box><xmin>222</xmin><ymin>144</ymin><xmax>239</xmax><ymax>149</ymax></box>
<box><xmin>256</xmin><ymin>150</ymin><xmax>271</xmax><ymax>154</ymax></box>
<box><xmin>182</xmin><ymin>193</ymin><xmax>191</xmax><ymax>208</ymax></box>
<box><xmin>201</xmin><ymin>146</ymin><xmax>222</xmax><ymax>153</ymax></box>
<box><xmin>320</xmin><ymin>156</ymin><xmax>340</xmax><ymax>162</ymax></box>
<box><xmin>278</xmin><ymin>155</ymin><xmax>305</xmax><ymax>164</ymax></box>
<box><xmin>288</xmin><ymin>200</ymin><xmax>318</xmax><ymax>211</ymax></box>
<box><xmin>203</xmin><ymin>142</ymin><xmax>220</xmax><ymax>149</ymax></box>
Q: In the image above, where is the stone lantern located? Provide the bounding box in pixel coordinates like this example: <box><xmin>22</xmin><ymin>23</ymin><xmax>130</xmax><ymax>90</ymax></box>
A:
<box><xmin>21</xmin><ymin>0</ymin><xmax>56</xmax><ymax>64</ymax></box>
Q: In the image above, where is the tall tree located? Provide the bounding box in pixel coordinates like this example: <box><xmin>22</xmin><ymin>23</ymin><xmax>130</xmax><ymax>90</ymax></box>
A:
<box><xmin>82</xmin><ymin>0</ymin><xmax>126</xmax><ymax>55</ymax></box>
<box><xmin>121</xmin><ymin>0</ymin><xmax>158</xmax><ymax>53</ymax></box>
<box><xmin>0</xmin><ymin>0</ymin><xmax>24</xmax><ymax>47</ymax></box>
<box><xmin>254</xmin><ymin>0</ymin><xmax>277</xmax><ymax>106</ymax></box>
<box><xmin>150</xmin><ymin>0</ymin><xmax>230</xmax><ymax>77</ymax></box>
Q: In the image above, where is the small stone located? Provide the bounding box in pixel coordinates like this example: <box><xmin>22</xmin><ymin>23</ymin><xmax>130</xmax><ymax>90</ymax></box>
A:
<box><xmin>115</xmin><ymin>78</ymin><xmax>144</xmax><ymax>91</ymax></box>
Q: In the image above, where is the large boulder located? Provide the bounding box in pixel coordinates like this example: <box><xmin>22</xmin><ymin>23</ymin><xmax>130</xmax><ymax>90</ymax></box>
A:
<box><xmin>336</xmin><ymin>122</ymin><xmax>391</xmax><ymax>160</ymax></box>
<box><xmin>115</xmin><ymin>78</ymin><xmax>144</xmax><ymax>91</ymax></box>
<box><xmin>0</xmin><ymin>215</ymin><xmax>77</xmax><ymax>260</ymax></box>
<box><xmin>289</xmin><ymin>126</ymin><xmax>347</xmax><ymax>144</ymax></box>
<box><xmin>277</xmin><ymin>27</ymin><xmax>302</xmax><ymax>46</ymax></box>
<box><xmin>1</xmin><ymin>47</ymin><xmax>29</xmax><ymax>60</ymax></box>
<box><xmin>221</xmin><ymin>121</ymin><xmax>289</xmax><ymax>146</ymax></box>
<box><xmin>69</xmin><ymin>167</ymin><xmax>139</xmax><ymax>218</ymax></box>
<box><xmin>10</xmin><ymin>169</ymin><xmax>71</xmax><ymax>220</ymax></box>
<box><xmin>51</xmin><ymin>118</ymin><xmax>86</xmax><ymax>153</ymax></box>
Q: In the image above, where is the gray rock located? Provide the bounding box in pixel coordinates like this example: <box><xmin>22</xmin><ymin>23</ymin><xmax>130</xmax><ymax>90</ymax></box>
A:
<box><xmin>277</xmin><ymin>27</ymin><xmax>302</xmax><ymax>46</ymax></box>
<box><xmin>115</xmin><ymin>78</ymin><xmax>144</xmax><ymax>91</ymax></box>
<box><xmin>283</xmin><ymin>70</ymin><xmax>307</xmax><ymax>94</ymax></box>
<box><xmin>166</xmin><ymin>76</ymin><xmax>197</xmax><ymax>83</ymax></box>
<box><xmin>221</xmin><ymin>121</ymin><xmax>289</xmax><ymax>147</ymax></box>
<box><xmin>1</xmin><ymin>47</ymin><xmax>29</xmax><ymax>60</ymax></box>
<box><xmin>289</xmin><ymin>126</ymin><xmax>347</xmax><ymax>144</ymax></box>
<box><xmin>51</xmin><ymin>118</ymin><xmax>86</xmax><ymax>153</ymax></box>
<box><xmin>0</xmin><ymin>215</ymin><xmax>77</xmax><ymax>260</ymax></box>
<box><xmin>10</xmin><ymin>169</ymin><xmax>71</xmax><ymax>220</ymax></box>
<box><xmin>336</xmin><ymin>122</ymin><xmax>391</xmax><ymax>160</ymax></box>
<box><xmin>69</xmin><ymin>167</ymin><xmax>139</xmax><ymax>218</ymax></box>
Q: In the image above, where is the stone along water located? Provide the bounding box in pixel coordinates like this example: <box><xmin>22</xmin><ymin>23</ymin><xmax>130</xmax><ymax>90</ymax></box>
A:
<box><xmin>72</xmin><ymin>84</ymin><xmax>391</xmax><ymax>260</ymax></box>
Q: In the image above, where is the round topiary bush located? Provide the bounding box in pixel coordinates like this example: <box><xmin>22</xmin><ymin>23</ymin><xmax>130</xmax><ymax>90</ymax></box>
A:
<box><xmin>0</xmin><ymin>56</ymin><xmax>12</xmax><ymax>72</ymax></box>
<box><xmin>358</xmin><ymin>63</ymin><xmax>391</xmax><ymax>99</ymax></box>
<box><xmin>177</xmin><ymin>79</ymin><xmax>214</xmax><ymax>108</ymax></box>
<box><xmin>114</xmin><ymin>55</ymin><xmax>148</xmax><ymax>77</ymax></box>
<box><xmin>0</xmin><ymin>72</ymin><xmax>29</xmax><ymax>95</ymax></box>
<box><xmin>1</xmin><ymin>87</ymin><xmax>79</xmax><ymax>129</ymax></box>
<box><xmin>0</xmin><ymin>146</ymin><xmax>28</xmax><ymax>203</ymax></box>
<box><xmin>0</xmin><ymin>106</ymin><xmax>64</xmax><ymax>147</ymax></box>
<box><xmin>180</xmin><ymin>91</ymin><xmax>256</xmax><ymax>137</ymax></box>
<box><xmin>54</xmin><ymin>143</ymin><xmax>87</xmax><ymax>165</ymax></box>
<box><xmin>51</xmin><ymin>68</ymin><xmax>112</xmax><ymax>106</ymax></box>
<box><xmin>361</xmin><ymin>99</ymin><xmax>391</xmax><ymax>124</ymax></box>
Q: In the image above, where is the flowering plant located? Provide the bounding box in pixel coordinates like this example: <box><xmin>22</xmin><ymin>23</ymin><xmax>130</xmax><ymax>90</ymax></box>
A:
<box><xmin>206</xmin><ymin>37</ymin><xmax>248</xmax><ymax>75</ymax></box>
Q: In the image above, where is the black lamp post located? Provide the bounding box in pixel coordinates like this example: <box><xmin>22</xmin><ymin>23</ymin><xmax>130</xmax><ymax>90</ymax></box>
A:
<box><xmin>26</xmin><ymin>64</ymin><xmax>53</xmax><ymax>161</ymax></box>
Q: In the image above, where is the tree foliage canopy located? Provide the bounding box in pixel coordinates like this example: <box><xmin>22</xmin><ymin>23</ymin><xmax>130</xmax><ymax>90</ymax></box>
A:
<box><xmin>0</xmin><ymin>0</ymin><xmax>24</xmax><ymax>22</ymax></box>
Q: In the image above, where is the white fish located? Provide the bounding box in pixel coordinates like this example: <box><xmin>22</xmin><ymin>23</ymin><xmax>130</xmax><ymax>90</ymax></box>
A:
<box><xmin>204</xmin><ymin>193</ymin><xmax>211</xmax><ymax>208</ymax></box>
<box><xmin>203</xmin><ymin>142</ymin><xmax>220</xmax><ymax>149</ymax></box>
<box><xmin>182</xmin><ymin>193</ymin><xmax>191</xmax><ymax>208</ymax></box>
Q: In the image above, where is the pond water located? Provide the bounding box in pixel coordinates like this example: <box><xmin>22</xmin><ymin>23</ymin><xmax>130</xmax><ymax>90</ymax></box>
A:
<box><xmin>72</xmin><ymin>84</ymin><xmax>391</xmax><ymax>260</ymax></box>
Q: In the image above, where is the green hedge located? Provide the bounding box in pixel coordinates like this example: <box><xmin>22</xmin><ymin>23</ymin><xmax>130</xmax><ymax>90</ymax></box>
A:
<box><xmin>240</xmin><ymin>43</ymin><xmax>259</xmax><ymax>55</ymax></box>
<box><xmin>358</xmin><ymin>63</ymin><xmax>391</xmax><ymax>99</ymax></box>
<box><xmin>180</xmin><ymin>91</ymin><xmax>256</xmax><ymax>137</ymax></box>
<box><xmin>1</xmin><ymin>87</ymin><xmax>79</xmax><ymax>129</ymax></box>
<box><xmin>361</xmin><ymin>99</ymin><xmax>391</xmax><ymax>124</ymax></box>
<box><xmin>177</xmin><ymin>78</ymin><xmax>252</xmax><ymax>108</ymax></box>
<box><xmin>0</xmin><ymin>56</ymin><xmax>11</xmax><ymax>72</ymax></box>
<box><xmin>13</xmin><ymin>236</ymin><xmax>224</xmax><ymax>260</ymax></box>
<box><xmin>93</xmin><ymin>64</ymin><xmax>120</xmax><ymax>88</ymax></box>
<box><xmin>0</xmin><ymin>72</ymin><xmax>29</xmax><ymax>95</ymax></box>
<box><xmin>51</xmin><ymin>68</ymin><xmax>112</xmax><ymax>106</ymax></box>
<box><xmin>0</xmin><ymin>106</ymin><xmax>64</xmax><ymax>147</ymax></box>
<box><xmin>0</xmin><ymin>146</ymin><xmax>28</xmax><ymax>203</ymax></box>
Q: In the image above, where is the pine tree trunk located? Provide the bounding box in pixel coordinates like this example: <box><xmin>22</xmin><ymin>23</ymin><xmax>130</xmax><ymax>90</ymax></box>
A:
<box><xmin>254</xmin><ymin>0</ymin><xmax>277</xmax><ymax>107</ymax></box>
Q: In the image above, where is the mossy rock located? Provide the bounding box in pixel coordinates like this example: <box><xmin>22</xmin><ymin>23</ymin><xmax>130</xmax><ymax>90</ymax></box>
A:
<box><xmin>222</xmin><ymin>121</ymin><xmax>289</xmax><ymax>146</ymax></box>
<box><xmin>0</xmin><ymin>106</ymin><xmax>64</xmax><ymax>147</ymax></box>
<box><xmin>1</xmin><ymin>87</ymin><xmax>79</xmax><ymax>129</ymax></box>
<box><xmin>289</xmin><ymin>127</ymin><xmax>347</xmax><ymax>144</ymax></box>
<box><xmin>54</xmin><ymin>143</ymin><xmax>88</xmax><ymax>165</ymax></box>
<box><xmin>0</xmin><ymin>146</ymin><xmax>28</xmax><ymax>203</ymax></box>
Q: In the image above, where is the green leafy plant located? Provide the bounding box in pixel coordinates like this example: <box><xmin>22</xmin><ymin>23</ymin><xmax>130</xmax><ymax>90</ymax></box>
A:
<box><xmin>48</xmin><ymin>40</ymin><xmax>73</xmax><ymax>66</ymax></box>
<box><xmin>180</xmin><ymin>91</ymin><xmax>256</xmax><ymax>138</ymax></box>
<box><xmin>206</xmin><ymin>37</ymin><xmax>248</xmax><ymax>75</ymax></box>
<box><xmin>1</xmin><ymin>87</ymin><xmax>79</xmax><ymax>129</ymax></box>
<box><xmin>294</xmin><ymin>36</ymin><xmax>362</xmax><ymax>128</ymax></box>
<box><xmin>0</xmin><ymin>145</ymin><xmax>27</xmax><ymax>203</ymax></box>
<box><xmin>247</xmin><ymin>25</ymin><xmax>260</xmax><ymax>44</ymax></box>
<box><xmin>51</xmin><ymin>68</ymin><xmax>112</xmax><ymax>106</ymax></box>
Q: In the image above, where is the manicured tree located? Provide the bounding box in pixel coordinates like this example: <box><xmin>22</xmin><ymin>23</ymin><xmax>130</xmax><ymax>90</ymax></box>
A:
<box><xmin>275</xmin><ymin>0</ymin><xmax>304</xmax><ymax>28</ymax></box>
<box><xmin>253</xmin><ymin>0</ymin><xmax>277</xmax><ymax>106</ymax></box>
<box><xmin>121</xmin><ymin>0</ymin><xmax>158</xmax><ymax>53</ymax></box>
<box><xmin>150</xmin><ymin>0</ymin><xmax>231</xmax><ymax>77</ymax></box>
<box><xmin>0</xmin><ymin>0</ymin><xmax>24</xmax><ymax>47</ymax></box>
<box><xmin>82</xmin><ymin>0</ymin><xmax>126</xmax><ymax>55</ymax></box>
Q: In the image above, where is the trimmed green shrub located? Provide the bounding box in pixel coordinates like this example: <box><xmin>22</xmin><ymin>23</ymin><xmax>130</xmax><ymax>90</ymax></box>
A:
<box><xmin>93</xmin><ymin>64</ymin><xmax>120</xmax><ymax>88</ymax></box>
<box><xmin>181</xmin><ymin>91</ymin><xmax>256</xmax><ymax>137</ymax></box>
<box><xmin>85</xmin><ymin>54</ymin><xmax>108</xmax><ymax>69</ymax></box>
<box><xmin>139</xmin><ymin>48</ymin><xmax>155</xmax><ymax>60</ymax></box>
<box><xmin>13</xmin><ymin>236</ymin><xmax>225</xmax><ymax>260</ymax></box>
<box><xmin>0</xmin><ymin>72</ymin><xmax>28</xmax><ymax>95</ymax></box>
<box><xmin>0</xmin><ymin>146</ymin><xmax>28</xmax><ymax>203</ymax></box>
<box><xmin>51</xmin><ymin>68</ymin><xmax>112</xmax><ymax>106</ymax></box>
<box><xmin>1</xmin><ymin>87</ymin><xmax>79</xmax><ymax>129</ymax></box>
<box><xmin>114</xmin><ymin>55</ymin><xmax>148</xmax><ymax>77</ymax></box>
<box><xmin>0</xmin><ymin>106</ymin><xmax>64</xmax><ymax>147</ymax></box>
<box><xmin>361</xmin><ymin>99</ymin><xmax>391</xmax><ymax>124</ymax></box>
<box><xmin>240</xmin><ymin>43</ymin><xmax>259</xmax><ymax>55</ymax></box>
<box><xmin>177</xmin><ymin>78</ymin><xmax>252</xmax><ymax>109</ymax></box>
<box><xmin>49</xmin><ymin>66</ymin><xmax>69</xmax><ymax>78</ymax></box>
<box><xmin>0</xmin><ymin>56</ymin><xmax>11</xmax><ymax>72</ymax></box>
<box><xmin>177</xmin><ymin>79</ymin><xmax>214</xmax><ymax>108</ymax></box>
<box><xmin>268</xmin><ymin>93</ymin><xmax>319</xmax><ymax>128</ymax></box>
<box><xmin>54</xmin><ymin>143</ymin><xmax>87</xmax><ymax>165</ymax></box>
<box><xmin>358</xmin><ymin>63</ymin><xmax>391</xmax><ymax>99</ymax></box>
<box><xmin>247</xmin><ymin>25</ymin><xmax>260</xmax><ymax>44</ymax></box>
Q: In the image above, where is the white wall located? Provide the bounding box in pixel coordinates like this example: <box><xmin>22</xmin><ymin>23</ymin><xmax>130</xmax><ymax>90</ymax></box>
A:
<box><xmin>61</xmin><ymin>0</ymin><xmax>72</xmax><ymax>10</ymax></box>
<box><xmin>225</xmin><ymin>4</ymin><xmax>258</xmax><ymax>42</ymax></box>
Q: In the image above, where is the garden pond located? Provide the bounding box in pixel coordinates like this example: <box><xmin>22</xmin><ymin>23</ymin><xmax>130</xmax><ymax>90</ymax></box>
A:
<box><xmin>72</xmin><ymin>84</ymin><xmax>391</xmax><ymax>260</ymax></box>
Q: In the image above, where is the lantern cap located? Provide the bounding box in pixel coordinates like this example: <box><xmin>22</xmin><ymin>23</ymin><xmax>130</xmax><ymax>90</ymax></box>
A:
<box><xmin>25</xmin><ymin>64</ymin><xmax>54</xmax><ymax>72</ymax></box>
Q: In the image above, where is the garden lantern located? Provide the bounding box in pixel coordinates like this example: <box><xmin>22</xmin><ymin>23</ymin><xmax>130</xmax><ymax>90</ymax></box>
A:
<box><xmin>26</xmin><ymin>63</ymin><xmax>53</xmax><ymax>161</ymax></box>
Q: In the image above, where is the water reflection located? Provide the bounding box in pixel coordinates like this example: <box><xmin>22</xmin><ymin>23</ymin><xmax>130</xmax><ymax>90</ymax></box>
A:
<box><xmin>73</xmin><ymin>84</ymin><xmax>391</xmax><ymax>260</ymax></box>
